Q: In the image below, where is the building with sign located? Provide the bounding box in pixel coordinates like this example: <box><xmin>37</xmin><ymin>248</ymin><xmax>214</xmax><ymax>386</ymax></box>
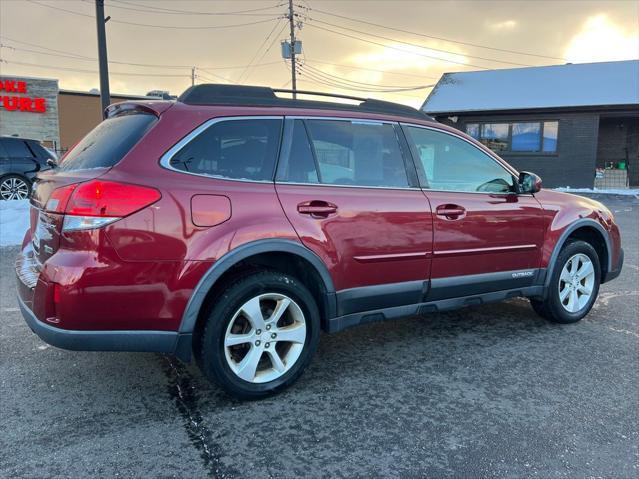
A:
<box><xmin>422</xmin><ymin>60</ymin><xmax>639</xmax><ymax>188</ymax></box>
<box><xmin>0</xmin><ymin>76</ymin><xmax>60</xmax><ymax>149</ymax></box>
<box><xmin>0</xmin><ymin>75</ymin><xmax>160</xmax><ymax>154</ymax></box>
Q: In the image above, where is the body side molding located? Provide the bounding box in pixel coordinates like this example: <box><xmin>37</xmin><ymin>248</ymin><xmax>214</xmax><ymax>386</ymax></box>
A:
<box><xmin>177</xmin><ymin>239</ymin><xmax>336</xmax><ymax>334</ymax></box>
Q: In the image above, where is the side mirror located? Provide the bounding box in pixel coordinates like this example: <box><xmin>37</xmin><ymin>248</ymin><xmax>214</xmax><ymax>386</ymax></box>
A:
<box><xmin>518</xmin><ymin>171</ymin><xmax>542</xmax><ymax>194</ymax></box>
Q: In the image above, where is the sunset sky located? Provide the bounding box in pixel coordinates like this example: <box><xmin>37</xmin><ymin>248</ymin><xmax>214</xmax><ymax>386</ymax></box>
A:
<box><xmin>1</xmin><ymin>0</ymin><xmax>638</xmax><ymax>107</ymax></box>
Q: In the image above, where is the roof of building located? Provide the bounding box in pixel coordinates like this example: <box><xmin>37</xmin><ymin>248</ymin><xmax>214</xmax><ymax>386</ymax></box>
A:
<box><xmin>422</xmin><ymin>60</ymin><xmax>639</xmax><ymax>115</ymax></box>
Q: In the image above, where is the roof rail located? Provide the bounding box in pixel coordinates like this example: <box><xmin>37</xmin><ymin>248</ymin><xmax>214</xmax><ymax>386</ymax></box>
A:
<box><xmin>177</xmin><ymin>84</ymin><xmax>433</xmax><ymax>121</ymax></box>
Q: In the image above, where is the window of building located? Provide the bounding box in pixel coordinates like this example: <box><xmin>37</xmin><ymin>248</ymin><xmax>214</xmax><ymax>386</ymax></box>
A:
<box><xmin>542</xmin><ymin>121</ymin><xmax>558</xmax><ymax>152</ymax></box>
<box><xmin>303</xmin><ymin>119</ymin><xmax>409</xmax><ymax>188</ymax></box>
<box><xmin>169</xmin><ymin>118</ymin><xmax>282</xmax><ymax>181</ymax></box>
<box><xmin>465</xmin><ymin>121</ymin><xmax>558</xmax><ymax>154</ymax></box>
<box><xmin>512</xmin><ymin>122</ymin><xmax>541</xmax><ymax>152</ymax></box>
<box><xmin>404</xmin><ymin>126</ymin><xmax>515</xmax><ymax>193</ymax></box>
<box><xmin>466</xmin><ymin>123</ymin><xmax>480</xmax><ymax>139</ymax></box>
<box><xmin>480</xmin><ymin>123</ymin><xmax>509</xmax><ymax>152</ymax></box>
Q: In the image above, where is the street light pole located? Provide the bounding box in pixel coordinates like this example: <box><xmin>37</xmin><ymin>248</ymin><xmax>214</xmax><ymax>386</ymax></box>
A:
<box><xmin>95</xmin><ymin>0</ymin><xmax>110</xmax><ymax>118</ymax></box>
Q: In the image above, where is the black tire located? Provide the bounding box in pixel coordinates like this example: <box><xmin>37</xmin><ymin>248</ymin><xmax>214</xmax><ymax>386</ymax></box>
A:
<box><xmin>0</xmin><ymin>174</ymin><xmax>31</xmax><ymax>201</ymax></box>
<box><xmin>196</xmin><ymin>270</ymin><xmax>320</xmax><ymax>399</ymax></box>
<box><xmin>530</xmin><ymin>240</ymin><xmax>601</xmax><ymax>323</ymax></box>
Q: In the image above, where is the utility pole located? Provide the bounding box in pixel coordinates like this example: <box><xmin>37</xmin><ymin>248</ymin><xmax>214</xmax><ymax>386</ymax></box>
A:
<box><xmin>95</xmin><ymin>0</ymin><xmax>110</xmax><ymax>118</ymax></box>
<box><xmin>287</xmin><ymin>0</ymin><xmax>297</xmax><ymax>98</ymax></box>
<box><xmin>191</xmin><ymin>67</ymin><xmax>196</xmax><ymax>86</ymax></box>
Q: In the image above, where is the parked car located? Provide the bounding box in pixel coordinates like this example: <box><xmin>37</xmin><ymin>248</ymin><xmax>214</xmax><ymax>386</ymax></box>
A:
<box><xmin>15</xmin><ymin>85</ymin><xmax>623</xmax><ymax>399</ymax></box>
<box><xmin>0</xmin><ymin>136</ymin><xmax>55</xmax><ymax>200</ymax></box>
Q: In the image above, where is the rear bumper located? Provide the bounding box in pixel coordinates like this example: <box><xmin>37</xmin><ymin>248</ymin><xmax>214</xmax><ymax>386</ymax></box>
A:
<box><xmin>603</xmin><ymin>247</ymin><xmax>624</xmax><ymax>283</ymax></box>
<box><xmin>17</xmin><ymin>294</ymin><xmax>192</xmax><ymax>361</ymax></box>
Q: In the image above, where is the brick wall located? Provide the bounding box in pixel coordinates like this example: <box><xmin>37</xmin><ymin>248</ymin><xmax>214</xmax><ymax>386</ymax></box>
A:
<box><xmin>0</xmin><ymin>76</ymin><xmax>60</xmax><ymax>147</ymax></box>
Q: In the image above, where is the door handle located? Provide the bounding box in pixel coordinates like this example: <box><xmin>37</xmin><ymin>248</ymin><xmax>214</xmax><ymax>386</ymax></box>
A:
<box><xmin>297</xmin><ymin>200</ymin><xmax>338</xmax><ymax>218</ymax></box>
<box><xmin>436</xmin><ymin>204</ymin><xmax>466</xmax><ymax>219</ymax></box>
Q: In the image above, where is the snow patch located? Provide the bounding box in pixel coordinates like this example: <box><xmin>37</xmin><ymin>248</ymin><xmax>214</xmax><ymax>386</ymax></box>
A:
<box><xmin>0</xmin><ymin>199</ymin><xmax>30</xmax><ymax>247</ymax></box>
<box><xmin>554</xmin><ymin>187</ymin><xmax>639</xmax><ymax>196</ymax></box>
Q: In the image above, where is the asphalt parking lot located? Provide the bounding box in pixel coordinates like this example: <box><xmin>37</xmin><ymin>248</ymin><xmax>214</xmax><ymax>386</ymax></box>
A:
<box><xmin>1</xmin><ymin>193</ymin><xmax>638</xmax><ymax>478</ymax></box>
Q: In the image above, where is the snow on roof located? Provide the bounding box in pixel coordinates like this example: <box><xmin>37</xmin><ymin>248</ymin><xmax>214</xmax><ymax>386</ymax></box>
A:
<box><xmin>422</xmin><ymin>60</ymin><xmax>639</xmax><ymax>114</ymax></box>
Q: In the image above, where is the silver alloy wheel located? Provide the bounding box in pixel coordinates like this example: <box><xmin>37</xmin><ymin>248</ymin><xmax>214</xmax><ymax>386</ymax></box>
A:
<box><xmin>0</xmin><ymin>177</ymin><xmax>29</xmax><ymax>200</ymax></box>
<box><xmin>224</xmin><ymin>293</ymin><xmax>307</xmax><ymax>384</ymax></box>
<box><xmin>558</xmin><ymin>253</ymin><xmax>595</xmax><ymax>313</ymax></box>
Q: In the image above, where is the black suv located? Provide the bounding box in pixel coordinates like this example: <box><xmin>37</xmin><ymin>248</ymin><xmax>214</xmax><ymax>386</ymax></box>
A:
<box><xmin>0</xmin><ymin>136</ymin><xmax>55</xmax><ymax>200</ymax></box>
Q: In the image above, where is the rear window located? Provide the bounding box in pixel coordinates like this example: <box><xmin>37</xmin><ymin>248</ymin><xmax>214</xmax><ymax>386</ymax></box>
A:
<box><xmin>168</xmin><ymin>118</ymin><xmax>282</xmax><ymax>181</ymax></box>
<box><xmin>60</xmin><ymin>113</ymin><xmax>157</xmax><ymax>171</ymax></box>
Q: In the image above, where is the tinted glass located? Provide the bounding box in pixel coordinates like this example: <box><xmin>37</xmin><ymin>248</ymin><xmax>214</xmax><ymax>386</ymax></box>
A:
<box><xmin>543</xmin><ymin>121</ymin><xmax>558</xmax><ymax>152</ymax></box>
<box><xmin>404</xmin><ymin>126</ymin><xmax>515</xmax><ymax>193</ymax></box>
<box><xmin>3</xmin><ymin>138</ymin><xmax>34</xmax><ymax>158</ymax></box>
<box><xmin>0</xmin><ymin>140</ymin><xmax>9</xmax><ymax>159</ymax></box>
<box><xmin>480</xmin><ymin>123</ymin><xmax>509</xmax><ymax>152</ymax></box>
<box><xmin>28</xmin><ymin>141</ymin><xmax>55</xmax><ymax>160</ymax></box>
<box><xmin>511</xmin><ymin>122</ymin><xmax>541</xmax><ymax>152</ymax></box>
<box><xmin>466</xmin><ymin>123</ymin><xmax>480</xmax><ymax>139</ymax></box>
<box><xmin>60</xmin><ymin>113</ymin><xmax>157</xmax><ymax>171</ymax></box>
<box><xmin>279</xmin><ymin>120</ymin><xmax>319</xmax><ymax>183</ymax></box>
<box><xmin>305</xmin><ymin>120</ymin><xmax>408</xmax><ymax>188</ymax></box>
<box><xmin>170</xmin><ymin>119</ymin><xmax>282</xmax><ymax>181</ymax></box>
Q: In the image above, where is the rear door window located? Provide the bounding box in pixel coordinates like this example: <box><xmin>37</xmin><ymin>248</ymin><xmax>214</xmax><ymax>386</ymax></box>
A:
<box><xmin>3</xmin><ymin>138</ymin><xmax>34</xmax><ymax>158</ymax></box>
<box><xmin>60</xmin><ymin>113</ymin><xmax>157</xmax><ymax>171</ymax></box>
<box><xmin>300</xmin><ymin>119</ymin><xmax>409</xmax><ymax>188</ymax></box>
<box><xmin>169</xmin><ymin>118</ymin><xmax>282</xmax><ymax>181</ymax></box>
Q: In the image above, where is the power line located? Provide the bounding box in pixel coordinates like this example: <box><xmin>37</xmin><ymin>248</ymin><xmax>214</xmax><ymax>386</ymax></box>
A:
<box><xmin>237</xmin><ymin>19</ymin><xmax>285</xmax><ymax>83</ymax></box>
<box><xmin>27</xmin><ymin>0</ymin><xmax>282</xmax><ymax>30</ymax></box>
<box><xmin>307</xmin><ymin>18</ymin><xmax>534</xmax><ymax>68</ymax></box>
<box><xmin>196</xmin><ymin>70</ymin><xmax>233</xmax><ymax>84</ymax></box>
<box><xmin>103</xmin><ymin>0</ymin><xmax>282</xmax><ymax>17</ymax></box>
<box><xmin>0</xmin><ymin>36</ymin><xmax>282</xmax><ymax>70</ymax></box>
<box><xmin>295</xmin><ymin>71</ymin><xmax>428</xmax><ymax>99</ymax></box>
<box><xmin>305</xmin><ymin>22</ymin><xmax>491</xmax><ymax>70</ymax></box>
<box><xmin>296</xmin><ymin>63</ymin><xmax>434</xmax><ymax>93</ymax></box>
<box><xmin>302</xmin><ymin>4</ymin><xmax>567</xmax><ymax>61</ymax></box>
<box><xmin>304</xmin><ymin>59</ymin><xmax>441</xmax><ymax>80</ymax></box>
<box><xmin>0</xmin><ymin>59</ymin><xmax>190</xmax><ymax>78</ymax></box>
<box><xmin>0</xmin><ymin>36</ymin><xmax>94</xmax><ymax>60</ymax></box>
<box><xmin>239</xmin><ymin>22</ymin><xmax>290</xmax><ymax>83</ymax></box>
<box><xmin>300</xmin><ymin>63</ymin><xmax>433</xmax><ymax>90</ymax></box>
<box><xmin>109</xmin><ymin>0</ymin><xmax>285</xmax><ymax>16</ymax></box>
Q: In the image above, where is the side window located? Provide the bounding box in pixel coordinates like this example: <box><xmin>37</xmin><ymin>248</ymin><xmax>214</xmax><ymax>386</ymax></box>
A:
<box><xmin>404</xmin><ymin>126</ymin><xmax>515</xmax><ymax>193</ymax></box>
<box><xmin>278</xmin><ymin>120</ymin><xmax>319</xmax><ymax>183</ymax></box>
<box><xmin>303</xmin><ymin>119</ymin><xmax>409</xmax><ymax>188</ymax></box>
<box><xmin>3</xmin><ymin>139</ymin><xmax>34</xmax><ymax>158</ymax></box>
<box><xmin>170</xmin><ymin>118</ymin><xmax>282</xmax><ymax>181</ymax></box>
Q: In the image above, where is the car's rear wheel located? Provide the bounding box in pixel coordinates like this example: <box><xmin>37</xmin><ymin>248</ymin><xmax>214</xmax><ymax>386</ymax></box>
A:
<box><xmin>0</xmin><ymin>175</ymin><xmax>31</xmax><ymax>200</ymax></box>
<box><xmin>531</xmin><ymin>240</ymin><xmax>601</xmax><ymax>323</ymax></box>
<box><xmin>197</xmin><ymin>270</ymin><xmax>320</xmax><ymax>399</ymax></box>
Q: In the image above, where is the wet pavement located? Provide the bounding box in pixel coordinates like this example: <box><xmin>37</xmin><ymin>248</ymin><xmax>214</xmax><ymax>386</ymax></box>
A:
<box><xmin>1</xmin><ymin>194</ymin><xmax>638</xmax><ymax>478</ymax></box>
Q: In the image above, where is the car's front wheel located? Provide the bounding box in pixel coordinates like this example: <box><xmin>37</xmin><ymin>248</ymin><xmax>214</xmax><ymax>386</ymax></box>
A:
<box><xmin>531</xmin><ymin>240</ymin><xmax>601</xmax><ymax>323</ymax></box>
<box><xmin>197</xmin><ymin>270</ymin><xmax>320</xmax><ymax>399</ymax></box>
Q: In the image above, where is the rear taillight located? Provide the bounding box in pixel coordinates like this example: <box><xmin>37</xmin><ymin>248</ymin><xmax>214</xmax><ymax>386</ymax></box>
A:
<box><xmin>45</xmin><ymin>184</ymin><xmax>77</xmax><ymax>213</ymax></box>
<box><xmin>47</xmin><ymin>180</ymin><xmax>161</xmax><ymax>231</ymax></box>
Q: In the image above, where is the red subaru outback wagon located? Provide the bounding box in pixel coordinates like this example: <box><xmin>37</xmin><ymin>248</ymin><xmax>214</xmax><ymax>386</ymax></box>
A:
<box><xmin>16</xmin><ymin>85</ymin><xmax>623</xmax><ymax>399</ymax></box>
